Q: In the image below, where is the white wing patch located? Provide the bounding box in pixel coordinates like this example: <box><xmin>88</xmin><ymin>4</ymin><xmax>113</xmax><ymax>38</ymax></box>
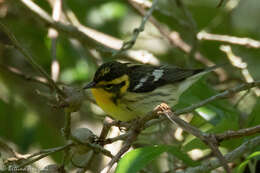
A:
<box><xmin>152</xmin><ymin>69</ymin><xmax>164</xmax><ymax>82</ymax></box>
<box><xmin>133</xmin><ymin>76</ymin><xmax>149</xmax><ymax>91</ymax></box>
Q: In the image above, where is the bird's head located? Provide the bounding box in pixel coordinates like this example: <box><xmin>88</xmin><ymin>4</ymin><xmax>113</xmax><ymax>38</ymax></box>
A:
<box><xmin>84</xmin><ymin>61</ymin><xmax>130</xmax><ymax>95</ymax></box>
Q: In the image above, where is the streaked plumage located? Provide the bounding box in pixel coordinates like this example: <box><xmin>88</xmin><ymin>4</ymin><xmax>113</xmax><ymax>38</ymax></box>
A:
<box><xmin>84</xmin><ymin>61</ymin><xmax>220</xmax><ymax>121</ymax></box>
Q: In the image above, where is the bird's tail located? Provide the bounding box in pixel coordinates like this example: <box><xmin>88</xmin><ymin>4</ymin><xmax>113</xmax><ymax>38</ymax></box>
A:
<box><xmin>177</xmin><ymin>63</ymin><xmax>228</xmax><ymax>95</ymax></box>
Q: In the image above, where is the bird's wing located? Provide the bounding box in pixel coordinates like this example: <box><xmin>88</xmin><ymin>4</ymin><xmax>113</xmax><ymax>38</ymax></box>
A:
<box><xmin>128</xmin><ymin>64</ymin><xmax>203</xmax><ymax>93</ymax></box>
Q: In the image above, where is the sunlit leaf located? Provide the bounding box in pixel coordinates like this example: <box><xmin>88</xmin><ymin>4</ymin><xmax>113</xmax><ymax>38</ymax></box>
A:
<box><xmin>235</xmin><ymin>151</ymin><xmax>260</xmax><ymax>173</ymax></box>
<box><xmin>115</xmin><ymin>145</ymin><xmax>196</xmax><ymax>173</ymax></box>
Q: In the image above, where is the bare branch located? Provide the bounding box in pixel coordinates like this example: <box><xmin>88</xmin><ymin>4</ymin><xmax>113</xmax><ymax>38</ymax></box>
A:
<box><xmin>220</xmin><ymin>45</ymin><xmax>260</xmax><ymax>96</ymax></box>
<box><xmin>0</xmin><ymin>138</ymin><xmax>21</xmax><ymax>159</ymax></box>
<box><xmin>186</xmin><ymin>135</ymin><xmax>260</xmax><ymax>173</ymax></box>
<box><xmin>216</xmin><ymin>124</ymin><xmax>260</xmax><ymax>141</ymax></box>
<box><xmin>17</xmin><ymin>142</ymin><xmax>73</xmax><ymax>169</ymax></box>
<box><xmin>101</xmin><ymin>133</ymin><xmax>129</xmax><ymax>145</ymax></box>
<box><xmin>101</xmin><ymin>130</ymin><xmax>138</xmax><ymax>173</ymax></box>
<box><xmin>217</xmin><ymin>0</ymin><xmax>225</xmax><ymax>8</ymax></box>
<box><xmin>113</xmin><ymin>0</ymin><xmax>158</xmax><ymax>56</ymax></box>
<box><xmin>0</xmin><ymin>22</ymin><xmax>66</xmax><ymax>97</ymax></box>
<box><xmin>0</xmin><ymin>64</ymin><xmax>48</xmax><ymax>87</ymax></box>
<box><xmin>62</xmin><ymin>110</ymin><xmax>71</xmax><ymax>140</ymax></box>
<box><xmin>175</xmin><ymin>80</ymin><xmax>260</xmax><ymax>115</ymax></box>
<box><xmin>48</xmin><ymin>0</ymin><xmax>62</xmax><ymax>82</ymax></box>
<box><xmin>100</xmin><ymin>111</ymin><xmax>159</xmax><ymax>173</ymax></box>
<box><xmin>198</xmin><ymin>31</ymin><xmax>260</xmax><ymax>48</ymax></box>
<box><xmin>145</xmin><ymin>80</ymin><xmax>260</xmax><ymax>128</ymax></box>
<box><xmin>4</xmin><ymin>1</ymin><xmax>260</xmax><ymax>172</ymax></box>
<box><xmin>128</xmin><ymin>0</ymin><xmax>228</xmax><ymax>81</ymax></box>
<box><xmin>158</xmin><ymin>103</ymin><xmax>231</xmax><ymax>173</ymax></box>
<box><xmin>145</xmin><ymin>80</ymin><xmax>260</xmax><ymax>172</ymax></box>
<box><xmin>101</xmin><ymin>81</ymin><xmax>260</xmax><ymax>173</ymax></box>
<box><xmin>19</xmin><ymin>0</ymin><xmax>159</xmax><ymax>65</ymax></box>
<box><xmin>71</xmin><ymin>139</ymin><xmax>114</xmax><ymax>159</ymax></box>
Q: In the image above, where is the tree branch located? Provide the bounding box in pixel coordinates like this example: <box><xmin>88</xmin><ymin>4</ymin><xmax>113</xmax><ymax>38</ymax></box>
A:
<box><xmin>101</xmin><ymin>131</ymin><xmax>137</xmax><ymax>173</ymax></box>
<box><xmin>128</xmin><ymin>0</ymin><xmax>228</xmax><ymax>81</ymax></box>
<box><xmin>158</xmin><ymin>103</ymin><xmax>231</xmax><ymax>173</ymax></box>
<box><xmin>220</xmin><ymin>45</ymin><xmax>260</xmax><ymax>96</ymax></box>
<box><xmin>48</xmin><ymin>0</ymin><xmax>62</xmax><ymax>82</ymax></box>
<box><xmin>0</xmin><ymin>138</ymin><xmax>21</xmax><ymax>159</ymax></box>
<box><xmin>0</xmin><ymin>22</ymin><xmax>66</xmax><ymax>97</ymax></box>
<box><xmin>198</xmin><ymin>31</ymin><xmax>260</xmax><ymax>49</ymax></box>
<box><xmin>113</xmin><ymin>0</ymin><xmax>158</xmax><ymax>56</ymax></box>
<box><xmin>186</xmin><ymin>135</ymin><xmax>260</xmax><ymax>173</ymax></box>
<box><xmin>0</xmin><ymin>64</ymin><xmax>49</xmax><ymax>87</ymax></box>
<box><xmin>16</xmin><ymin>142</ymin><xmax>73</xmax><ymax>169</ymax></box>
<box><xmin>19</xmin><ymin>0</ymin><xmax>159</xmax><ymax>65</ymax></box>
<box><xmin>146</xmin><ymin>80</ymin><xmax>260</xmax><ymax>128</ymax></box>
<box><xmin>175</xmin><ymin>80</ymin><xmax>260</xmax><ymax>115</ymax></box>
<box><xmin>216</xmin><ymin>124</ymin><xmax>260</xmax><ymax>142</ymax></box>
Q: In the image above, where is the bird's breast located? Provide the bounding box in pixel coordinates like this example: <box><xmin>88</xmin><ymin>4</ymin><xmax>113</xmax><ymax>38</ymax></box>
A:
<box><xmin>91</xmin><ymin>88</ymin><xmax>138</xmax><ymax>121</ymax></box>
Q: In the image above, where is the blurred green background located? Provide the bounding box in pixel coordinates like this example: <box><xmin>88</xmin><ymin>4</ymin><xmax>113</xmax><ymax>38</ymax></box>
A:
<box><xmin>0</xmin><ymin>0</ymin><xmax>260</xmax><ymax>172</ymax></box>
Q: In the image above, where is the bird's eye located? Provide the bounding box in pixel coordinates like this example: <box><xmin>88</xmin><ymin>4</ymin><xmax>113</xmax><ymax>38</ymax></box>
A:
<box><xmin>104</xmin><ymin>84</ymin><xmax>113</xmax><ymax>90</ymax></box>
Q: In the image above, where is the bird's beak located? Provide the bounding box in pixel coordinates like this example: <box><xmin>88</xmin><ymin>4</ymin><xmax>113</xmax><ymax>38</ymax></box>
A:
<box><xmin>83</xmin><ymin>81</ymin><xmax>96</xmax><ymax>89</ymax></box>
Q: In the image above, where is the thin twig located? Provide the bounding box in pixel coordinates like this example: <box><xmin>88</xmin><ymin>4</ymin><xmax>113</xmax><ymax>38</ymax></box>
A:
<box><xmin>146</xmin><ymin>81</ymin><xmax>260</xmax><ymax>172</ymax></box>
<box><xmin>82</xmin><ymin>117</ymin><xmax>116</xmax><ymax>171</ymax></box>
<box><xmin>99</xmin><ymin>81</ymin><xmax>260</xmax><ymax>172</ymax></box>
<box><xmin>101</xmin><ymin>130</ymin><xmax>137</xmax><ymax>173</ymax></box>
<box><xmin>145</xmin><ymin>80</ymin><xmax>260</xmax><ymax>128</ymax></box>
<box><xmin>128</xmin><ymin>0</ymin><xmax>228</xmax><ymax>81</ymax></box>
<box><xmin>0</xmin><ymin>22</ymin><xmax>66</xmax><ymax>97</ymax></box>
<box><xmin>99</xmin><ymin>117</ymin><xmax>115</xmax><ymax>142</ymax></box>
<box><xmin>17</xmin><ymin>142</ymin><xmax>73</xmax><ymax>169</ymax></box>
<box><xmin>158</xmin><ymin>103</ymin><xmax>230</xmax><ymax>172</ymax></box>
<box><xmin>101</xmin><ymin>133</ymin><xmax>129</xmax><ymax>145</ymax></box>
<box><xmin>62</xmin><ymin>110</ymin><xmax>71</xmax><ymax>140</ymax></box>
<box><xmin>216</xmin><ymin>124</ymin><xmax>260</xmax><ymax>142</ymax></box>
<box><xmin>61</xmin><ymin>147</ymin><xmax>70</xmax><ymax>171</ymax></box>
<box><xmin>185</xmin><ymin>135</ymin><xmax>260</xmax><ymax>173</ymax></box>
<box><xmin>0</xmin><ymin>64</ymin><xmax>49</xmax><ymax>87</ymax></box>
<box><xmin>19</xmin><ymin>0</ymin><xmax>106</xmax><ymax>50</ymax></box>
<box><xmin>71</xmin><ymin>139</ymin><xmax>114</xmax><ymax>159</ymax></box>
<box><xmin>217</xmin><ymin>0</ymin><xmax>225</xmax><ymax>8</ymax></box>
<box><xmin>0</xmin><ymin>139</ymin><xmax>21</xmax><ymax>158</ymax></box>
<box><xmin>100</xmin><ymin>114</ymin><xmax>156</xmax><ymax>173</ymax></box>
<box><xmin>220</xmin><ymin>45</ymin><xmax>260</xmax><ymax>96</ymax></box>
<box><xmin>19</xmin><ymin>0</ymin><xmax>159</xmax><ymax>65</ymax></box>
<box><xmin>49</xmin><ymin>0</ymin><xmax>62</xmax><ymax>82</ymax></box>
<box><xmin>113</xmin><ymin>0</ymin><xmax>158</xmax><ymax>56</ymax></box>
<box><xmin>198</xmin><ymin>31</ymin><xmax>260</xmax><ymax>48</ymax></box>
<box><xmin>175</xmin><ymin>81</ymin><xmax>260</xmax><ymax>115</ymax></box>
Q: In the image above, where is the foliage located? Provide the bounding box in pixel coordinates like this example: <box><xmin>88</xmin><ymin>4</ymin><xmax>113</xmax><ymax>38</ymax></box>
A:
<box><xmin>0</xmin><ymin>0</ymin><xmax>260</xmax><ymax>172</ymax></box>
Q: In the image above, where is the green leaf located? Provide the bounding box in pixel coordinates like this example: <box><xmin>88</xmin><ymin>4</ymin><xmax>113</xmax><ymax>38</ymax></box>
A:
<box><xmin>115</xmin><ymin>145</ymin><xmax>196</xmax><ymax>173</ymax></box>
<box><xmin>235</xmin><ymin>151</ymin><xmax>260</xmax><ymax>173</ymax></box>
<box><xmin>235</xmin><ymin>160</ymin><xmax>249</xmax><ymax>173</ymax></box>
<box><xmin>247</xmin><ymin>151</ymin><xmax>260</xmax><ymax>160</ymax></box>
<box><xmin>178</xmin><ymin>79</ymin><xmax>241</xmax><ymax>151</ymax></box>
<box><xmin>115</xmin><ymin>145</ymin><xmax>166</xmax><ymax>173</ymax></box>
<box><xmin>176</xmin><ymin>79</ymin><xmax>239</xmax><ymax>126</ymax></box>
<box><xmin>183</xmin><ymin>112</ymin><xmax>240</xmax><ymax>151</ymax></box>
<box><xmin>189</xmin><ymin>111</ymin><xmax>208</xmax><ymax>127</ymax></box>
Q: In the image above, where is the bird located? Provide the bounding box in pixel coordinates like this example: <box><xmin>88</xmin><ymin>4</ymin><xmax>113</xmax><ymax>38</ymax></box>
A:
<box><xmin>84</xmin><ymin>61</ymin><xmax>221</xmax><ymax>122</ymax></box>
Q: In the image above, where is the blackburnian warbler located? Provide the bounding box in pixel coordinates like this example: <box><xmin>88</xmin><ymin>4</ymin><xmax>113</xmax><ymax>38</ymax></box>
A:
<box><xmin>84</xmin><ymin>61</ymin><xmax>221</xmax><ymax>121</ymax></box>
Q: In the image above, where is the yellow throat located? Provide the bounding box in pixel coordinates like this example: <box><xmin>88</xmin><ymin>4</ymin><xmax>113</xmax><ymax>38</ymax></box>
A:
<box><xmin>91</xmin><ymin>75</ymin><xmax>133</xmax><ymax>121</ymax></box>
